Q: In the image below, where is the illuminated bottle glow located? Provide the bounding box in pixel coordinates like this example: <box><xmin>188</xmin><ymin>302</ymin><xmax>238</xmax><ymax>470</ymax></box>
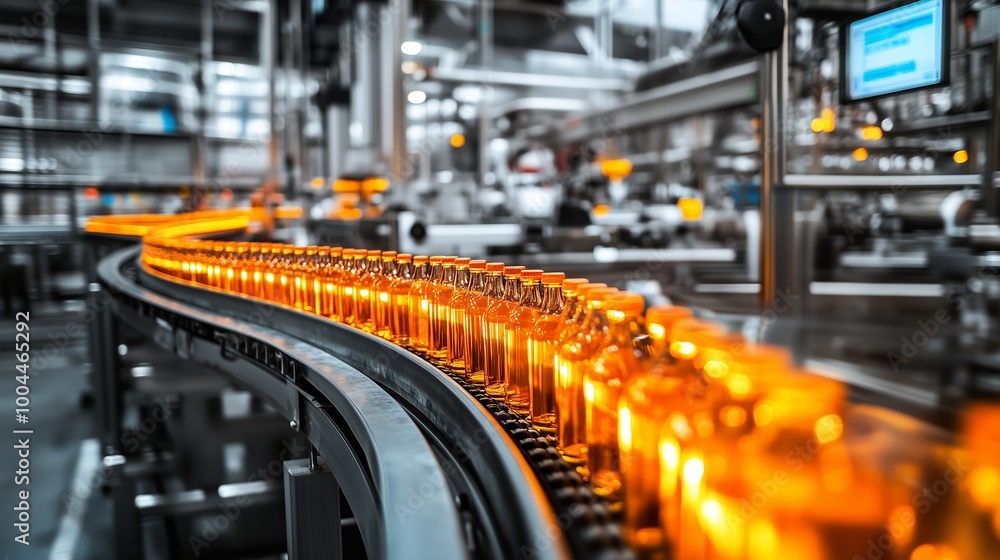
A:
<box><xmin>527</xmin><ymin>273</ymin><xmax>572</xmax><ymax>432</ymax></box>
<box><xmin>408</xmin><ymin>256</ymin><xmax>434</xmax><ymax>351</ymax></box>
<box><xmin>446</xmin><ymin>258</ymin><xmax>477</xmax><ymax>374</ymax></box>
<box><xmin>389</xmin><ymin>254</ymin><xmax>414</xmax><ymax>346</ymax></box>
<box><xmin>325</xmin><ymin>247</ymin><xmax>344</xmax><ymax>321</ymax></box>
<box><xmin>485</xmin><ymin>266</ymin><xmax>524</xmax><ymax>397</ymax></box>
<box><xmin>554</xmin><ymin>286</ymin><xmax>617</xmax><ymax>465</ymax></box>
<box><xmin>339</xmin><ymin>249</ymin><xmax>359</xmax><ymax>325</ymax></box>
<box><xmin>618</xmin><ymin>306</ymin><xmax>698</xmax><ymax>552</ymax></box>
<box><xmin>428</xmin><ymin>256</ymin><xmax>458</xmax><ymax>363</ymax></box>
<box><xmin>505</xmin><ymin>269</ymin><xmax>544</xmax><ymax>415</ymax></box>
<box><xmin>465</xmin><ymin>262</ymin><xmax>502</xmax><ymax>385</ymax></box>
<box><xmin>354</xmin><ymin>250</ymin><xmax>380</xmax><ymax>333</ymax></box>
<box><xmin>373</xmin><ymin>251</ymin><xmax>398</xmax><ymax>338</ymax></box>
<box><xmin>585</xmin><ymin>292</ymin><xmax>650</xmax><ymax>501</ymax></box>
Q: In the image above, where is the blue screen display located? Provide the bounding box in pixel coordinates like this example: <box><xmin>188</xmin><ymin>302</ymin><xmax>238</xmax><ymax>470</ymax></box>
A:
<box><xmin>846</xmin><ymin>0</ymin><xmax>946</xmax><ymax>101</ymax></box>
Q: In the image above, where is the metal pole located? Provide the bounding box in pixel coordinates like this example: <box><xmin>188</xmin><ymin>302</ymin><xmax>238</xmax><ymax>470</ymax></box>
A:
<box><xmin>987</xmin><ymin>39</ymin><xmax>1000</xmax><ymax>217</ymax></box>
<box><xmin>758</xmin><ymin>0</ymin><xmax>791</xmax><ymax>308</ymax></box>
<box><xmin>87</xmin><ymin>0</ymin><xmax>100</xmax><ymax>122</ymax></box>
<box><xmin>477</xmin><ymin>0</ymin><xmax>493</xmax><ymax>186</ymax></box>
<box><xmin>382</xmin><ymin>0</ymin><xmax>407</xmax><ymax>181</ymax></box>
<box><xmin>264</xmin><ymin>0</ymin><xmax>279</xmax><ymax>177</ymax></box>
<box><xmin>196</xmin><ymin>0</ymin><xmax>213</xmax><ymax>197</ymax></box>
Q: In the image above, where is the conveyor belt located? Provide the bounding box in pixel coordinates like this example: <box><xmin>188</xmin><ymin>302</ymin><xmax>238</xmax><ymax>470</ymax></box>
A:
<box><xmin>98</xmin><ymin>244</ymin><xmax>631</xmax><ymax>559</ymax></box>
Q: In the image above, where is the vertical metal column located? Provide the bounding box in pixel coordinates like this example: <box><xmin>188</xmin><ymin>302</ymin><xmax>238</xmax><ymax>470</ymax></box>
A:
<box><xmin>87</xmin><ymin>0</ymin><xmax>100</xmax><ymax>122</ymax></box>
<box><xmin>352</xmin><ymin>2</ymin><xmax>381</xmax><ymax>161</ymax></box>
<box><xmin>381</xmin><ymin>0</ymin><xmax>407</xmax><ymax>181</ymax></box>
<box><xmin>758</xmin><ymin>0</ymin><xmax>793</xmax><ymax>308</ymax></box>
<box><xmin>195</xmin><ymin>0</ymin><xmax>213</xmax><ymax>197</ymax></box>
<box><xmin>264</xmin><ymin>0</ymin><xmax>280</xmax><ymax>179</ymax></box>
<box><xmin>986</xmin><ymin>39</ymin><xmax>1000</xmax><ymax>217</ymax></box>
<box><xmin>477</xmin><ymin>0</ymin><xmax>493</xmax><ymax>186</ymax></box>
<box><xmin>284</xmin><ymin>458</ymin><xmax>342</xmax><ymax>560</ymax></box>
<box><xmin>89</xmin><ymin>283</ymin><xmax>121</xmax><ymax>453</ymax></box>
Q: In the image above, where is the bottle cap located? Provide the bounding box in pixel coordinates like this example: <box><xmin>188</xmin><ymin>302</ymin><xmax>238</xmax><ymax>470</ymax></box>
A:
<box><xmin>413</xmin><ymin>255</ymin><xmax>429</xmax><ymax>264</ymax></box>
<box><xmin>429</xmin><ymin>256</ymin><xmax>444</xmax><ymax>264</ymax></box>
<box><xmin>469</xmin><ymin>259</ymin><xmax>487</xmax><ymax>270</ymax></box>
<box><xmin>367</xmin><ymin>250</ymin><xmax>381</xmax><ymax>259</ymax></box>
<box><xmin>578</xmin><ymin>283</ymin><xmax>608</xmax><ymax>298</ymax></box>
<box><xmin>502</xmin><ymin>265</ymin><xmax>525</xmax><ymax>276</ymax></box>
<box><xmin>486</xmin><ymin>262</ymin><xmax>505</xmax><ymax>273</ymax></box>
<box><xmin>645</xmin><ymin>306</ymin><xmax>694</xmax><ymax>340</ymax></box>
<box><xmin>561</xmin><ymin>278</ymin><xmax>588</xmax><ymax>292</ymax></box>
<box><xmin>442</xmin><ymin>256</ymin><xmax>457</xmax><ymax>265</ymax></box>
<box><xmin>454</xmin><ymin>257</ymin><xmax>472</xmax><ymax>267</ymax></box>
<box><xmin>541</xmin><ymin>272</ymin><xmax>566</xmax><ymax>284</ymax></box>
<box><xmin>588</xmin><ymin>287</ymin><xmax>619</xmax><ymax>303</ymax></box>
<box><xmin>381</xmin><ymin>251</ymin><xmax>397</xmax><ymax>260</ymax></box>
<box><xmin>520</xmin><ymin>269</ymin><xmax>543</xmax><ymax>281</ymax></box>
<box><xmin>396</xmin><ymin>253</ymin><xmax>412</xmax><ymax>262</ymax></box>
<box><xmin>606</xmin><ymin>292</ymin><xmax>645</xmax><ymax>317</ymax></box>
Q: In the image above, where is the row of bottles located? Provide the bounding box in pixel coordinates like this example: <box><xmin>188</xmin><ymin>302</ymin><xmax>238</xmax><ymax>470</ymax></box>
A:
<box><xmin>140</xmin><ymin>238</ymin><xmax>999</xmax><ymax>560</ymax></box>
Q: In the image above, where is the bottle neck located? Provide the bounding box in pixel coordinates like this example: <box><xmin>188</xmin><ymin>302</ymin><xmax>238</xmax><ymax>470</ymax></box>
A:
<box><xmin>541</xmin><ymin>285</ymin><xmax>564</xmax><ymax>314</ymax></box>
<box><xmin>397</xmin><ymin>262</ymin><xmax>412</xmax><ymax>279</ymax></box>
<box><xmin>503</xmin><ymin>277</ymin><xmax>521</xmax><ymax>302</ymax></box>
<box><xmin>429</xmin><ymin>264</ymin><xmax>443</xmax><ymax>282</ymax></box>
<box><xmin>412</xmin><ymin>263</ymin><xmax>428</xmax><ymax>281</ymax></box>
<box><xmin>469</xmin><ymin>270</ymin><xmax>486</xmax><ymax>293</ymax></box>
<box><xmin>455</xmin><ymin>267</ymin><xmax>471</xmax><ymax>289</ymax></box>
<box><xmin>441</xmin><ymin>265</ymin><xmax>456</xmax><ymax>285</ymax></box>
<box><xmin>382</xmin><ymin>260</ymin><xmax>398</xmax><ymax>277</ymax></box>
<box><xmin>368</xmin><ymin>259</ymin><xmax>382</xmax><ymax>275</ymax></box>
<box><xmin>520</xmin><ymin>281</ymin><xmax>542</xmax><ymax>307</ymax></box>
<box><xmin>484</xmin><ymin>273</ymin><xmax>503</xmax><ymax>297</ymax></box>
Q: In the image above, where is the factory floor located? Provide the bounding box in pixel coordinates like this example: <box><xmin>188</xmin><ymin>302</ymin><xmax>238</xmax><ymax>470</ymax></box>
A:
<box><xmin>0</xmin><ymin>300</ymin><xmax>114</xmax><ymax>559</ymax></box>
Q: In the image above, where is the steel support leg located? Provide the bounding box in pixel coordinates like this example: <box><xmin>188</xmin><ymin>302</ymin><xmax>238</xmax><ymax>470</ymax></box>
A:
<box><xmin>284</xmin><ymin>458</ymin><xmax>341</xmax><ymax>560</ymax></box>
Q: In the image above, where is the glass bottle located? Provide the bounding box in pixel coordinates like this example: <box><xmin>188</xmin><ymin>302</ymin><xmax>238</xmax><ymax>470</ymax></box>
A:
<box><xmin>325</xmin><ymin>247</ymin><xmax>344</xmax><ymax>321</ymax></box>
<box><xmin>262</xmin><ymin>244</ymin><xmax>280</xmax><ymax>301</ymax></box>
<box><xmin>427</xmin><ymin>256</ymin><xmax>458</xmax><ymax>362</ymax></box>
<box><xmin>701</xmin><ymin>370</ymin><xmax>858</xmax><ymax>560</ymax></box>
<box><xmin>408</xmin><ymin>256</ymin><xmax>433</xmax><ymax>350</ymax></box>
<box><xmin>355</xmin><ymin>250</ymin><xmax>381</xmax><ymax>332</ymax></box>
<box><xmin>465</xmin><ymin>262</ymin><xmax>504</xmax><ymax>386</ymax></box>
<box><xmin>312</xmin><ymin>247</ymin><xmax>329</xmax><ymax>316</ymax></box>
<box><xmin>585</xmin><ymin>292</ymin><xmax>650</xmax><ymax>501</ymax></box>
<box><xmin>389</xmin><ymin>254</ymin><xmax>415</xmax><ymax>345</ymax></box>
<box><xmin>659</xmin><ymin>343</ymin><xmax>792</xmax><ymax>560</ymax></box>
<box><xmin>373</xmin><ymin>251</ymin><xmax>398</xmax><ymax>338</ymax></box>
<box><xmin>554</xmin><ymin>286</ymin><xmax>618</xmax><ymax>465</ymax></box>
<box><xmin>248</xmin><ymin>243</ymin><xmax>264</xmax><ymax>297</ymax></box>
<box><xmin>484</xmin><ymin>265</ymin><xmax>524</xmax><ymax>397</ymax></box>
<box><xmin>278</xmin><ymin>246</ymin><xmax>295</xmax><ymax>305</ymax></box>
<box><xmin>527</xmin><ymin>273</ymin><xmax>569</xmax><ymax>432</ymax></box>
<box><xmin>645</xmin><ymin>305</ymin><xmax>694</xmax><ymax>354</ymax></box>
<box><xmin>340</xmin><ymin>249</ymin><xmax>361</xmax><ymax>326</ymax></box>
<box><xmin>447</xmin><ymin>259</ymin><xmax>481</xmax><ymax>375</ymax></box>
<box><xmin>505</xmin><ymin>269</ymin><xmax>544</xmax><ymax>415</ymax></box>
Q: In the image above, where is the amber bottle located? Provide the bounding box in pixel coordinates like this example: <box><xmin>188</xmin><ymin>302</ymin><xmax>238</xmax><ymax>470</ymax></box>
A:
<box><xmin>526</xmin><ymin>274</ymin><xmax>573</xmax><ymax>432</ymax></box>
<box><xmin>584</xmin><ymin>292</ymin><xmax>650</xmax><ymax>500</ymax></box>
<box><xmin>408</xmin><ymin>256</ymin><xmax>433</xmax><ymax>350</ymax></box>
<box><xmin>373</xmin><ymin>251</ymin><xmax>398</xmax><ymax>338</ymax></box>
<box><xmin>465</xmin><ymin>262</ymin><xmax>504</xmax><ymax>386</ymax></box>
<box><xmin>484</xmin><ymin>266</ymin><xmax>524</xmax><ymax>396</ymax></box>
<box><xmin>427</xmin><ymin>256</ymin><xmax>458</xmax><ymax>362</ymax></box>
<box><xmin>389</xmin><ymin>254</ymin><xmax>415</xmax><ymax>345</ymax></box>
<box><xmin>554</xmin><ymin>286</ymin><xmax>617</xmax><ymax>464</ymax></box>
<box><xmin>505</xmin><ymin>269</ymin><xmax>544</xmax><ymax>415</ymax></box>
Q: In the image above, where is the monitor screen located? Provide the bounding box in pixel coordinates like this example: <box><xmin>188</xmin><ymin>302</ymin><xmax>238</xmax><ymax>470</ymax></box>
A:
<box><xmin>842</xmin><ymin>0</ymin><xmax>949</xmax><ymax>102</ymax></box>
